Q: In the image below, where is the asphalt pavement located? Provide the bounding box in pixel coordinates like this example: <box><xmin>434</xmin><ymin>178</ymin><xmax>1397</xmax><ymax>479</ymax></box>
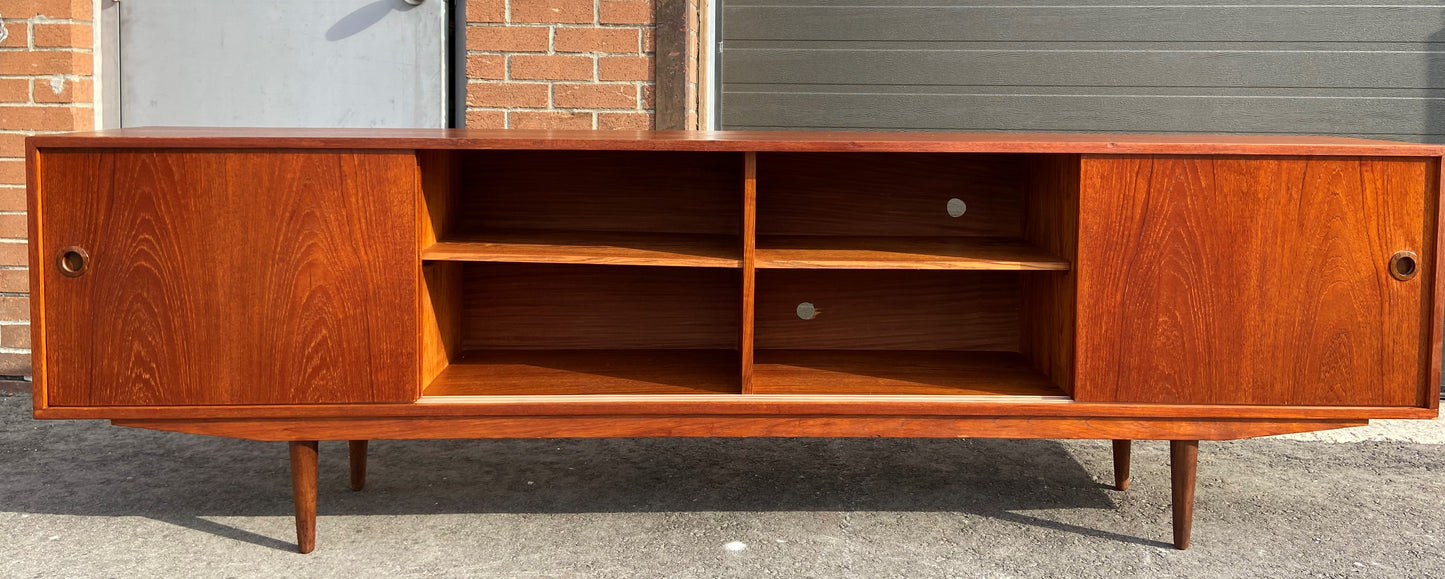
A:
<box><xmin>1</xmin><ymin>393</ymin><xmax>1442</xmax><ymax>578</ymax></box>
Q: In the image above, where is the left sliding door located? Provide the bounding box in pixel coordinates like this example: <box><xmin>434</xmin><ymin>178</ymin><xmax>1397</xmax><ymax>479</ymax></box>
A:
<box><xmin>33</xmin><ymin>149</ymin><xmax>420</xmax><ymax>406</ymax></box>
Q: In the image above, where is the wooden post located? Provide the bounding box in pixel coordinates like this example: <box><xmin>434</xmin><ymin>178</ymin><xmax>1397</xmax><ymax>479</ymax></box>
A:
<box><xmin>349</xmin><ymin>440</ymin><xmax>369</xmax><ymax>491</ymax></box>
<box><xmin>289</xmin><ymin>441</ymin><xmax>319</xmax><ymax>554</ymax></box>
<box><xmin>1111</xmin><ymin>439</ymin><xmax>1131</xmax><ymax>491</ymax></box>
<box><xmin>1170</xmin><ymin>440</ymin><xmax>1199</xmax><ymax>550</ymax></box>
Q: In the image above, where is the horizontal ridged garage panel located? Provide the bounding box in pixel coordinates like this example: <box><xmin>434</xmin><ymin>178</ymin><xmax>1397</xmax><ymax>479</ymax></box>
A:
<box><xmin>721</xmin><ymin>0</ymin><xmax>1445</xmax><ymax>141</ymax></box>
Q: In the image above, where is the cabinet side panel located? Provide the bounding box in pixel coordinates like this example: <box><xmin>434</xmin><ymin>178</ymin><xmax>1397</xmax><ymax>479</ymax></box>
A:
<box><xmin>421</xmin><ymin>261</ymin><xmax>462</xmax><ymax>388</ymax></box>
<box><xmin>1021</xmin><ymin>154</ymin><xmax>1080</xmax><ymax>396</ymax></box>
<box><xmin>1077</xmin><ymin>155</ymin><xmax>1432</xmax><ymax>406</ymax></box>
<box><xmin>1431</xmin><ymin>156</ymin><xmax>1444</xmax><ymax>409</ymax></box>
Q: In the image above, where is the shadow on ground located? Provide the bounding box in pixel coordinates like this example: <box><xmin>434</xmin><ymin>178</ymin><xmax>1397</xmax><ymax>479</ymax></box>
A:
<box><xmin>0</xmin><ymin>396</ymin><xmax>1161</xmax><ymax>551</ymax></box>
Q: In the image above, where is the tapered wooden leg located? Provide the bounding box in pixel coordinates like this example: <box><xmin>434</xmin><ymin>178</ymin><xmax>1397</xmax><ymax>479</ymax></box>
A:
<box><xmin>289</xmin><ymin>441</ymin><xmax>319</xmax><ymax>554</ymax></box>
<box><xmin>1170</xmin><ymin>440</ymin><xmax>1199</xmax><ymax>550</ymax></box>
<box><xmin>348</xmin><ymin>440</ymin><xmax>368</xmax><ymax>492</ymax></box>
<box><xmin>1111</xmin><ymin>439</ymin><xmax>1131</xmax><ymax>491</ymax></box>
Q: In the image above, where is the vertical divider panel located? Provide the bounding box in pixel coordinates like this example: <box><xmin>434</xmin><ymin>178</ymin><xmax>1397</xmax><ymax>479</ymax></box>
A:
<box><xmin>420</xmin><ymin>150</ymin><xmax>461</xmax><ymax>392</ymax></box>
<box><xmin>741</xmin><ymin>152</ymin><xmax>758</xmax><ymax>393</ymax></box>
<box><xmin>1021</xmin><ymin>154</ymin><xmax>1080</xmax><ymax>397</ymax></box>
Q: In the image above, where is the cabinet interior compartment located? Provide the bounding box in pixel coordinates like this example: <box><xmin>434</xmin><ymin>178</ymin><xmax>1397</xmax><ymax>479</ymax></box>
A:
<box><xmin>754</xmin><ymin>152</ymin><xmax>1070</xmax><ymax>270</ymax></box>
<box><xmin>420</xmin><ymin>149</ymin><xmax>746</xmax><ymax>268</ymax></box>
<box><xmin>750</xmin><ymin>153</ymin><xmax>1080</xmax><ymax>398</ymax></box>
<box><xmin>423</xmin><ymin>262</ymin><xmax>742</xmax><ymax>396</ymax></box>
<box><xmin>419</xmin><ymin>149</ymin><xmax>1078</xmax><ymax>399</ymax></box>
<box><xmin>751</xmin><ymin>270</ymin><xmax>1062</xmax><ymax>396</ymax></box>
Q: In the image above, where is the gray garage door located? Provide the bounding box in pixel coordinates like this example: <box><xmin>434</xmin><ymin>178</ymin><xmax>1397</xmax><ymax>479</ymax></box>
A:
<box><xmin>720</xmin><ymin>0</ymin><xmax>1445</xmax><ymax>141</ymax></box>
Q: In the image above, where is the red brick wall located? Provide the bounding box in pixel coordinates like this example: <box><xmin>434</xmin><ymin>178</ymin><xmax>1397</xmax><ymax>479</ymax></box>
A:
<box><xmin>0</xmin><ymin>0</ymin><xmax>93</xmax><ymax>376</ymax></box>
<box><xmin>465</xmin><ymin>0</ymin><xmax>656</xmax><ymax>129</ymax></box>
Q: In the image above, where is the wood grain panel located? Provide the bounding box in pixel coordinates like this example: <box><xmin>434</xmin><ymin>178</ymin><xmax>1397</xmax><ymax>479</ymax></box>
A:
<box><xmin>756</xmin><ymin>270</ymin><xmax>1019</xmax><ymax>350</ymax></box>
<box><xmin>1021</xmin><ymin>154</ymin><xmax>1080</xmax><ymax>396</ymax></box>
<box><xmin>1077</xmin><ymin>155</ymin><xmax>1435</xmax><ymax>406</ymax></box>
<box><xmin>39</xmin><ymin>150</ymin><xmax>418</xmax><ymax>406</ymax></box>
<box><xmin>421</xmin><ymin>261</ymin><xmax>463</xmax><ymax>388</ymax></box>
<box><xmin>424</xmin><ymin>350</ymin><xmax>739</xmax><ymax>395</ymax></box>
<box><xmin>113</xmin><ymin>416</ymin><xmax>1368</xmax><ymax>442</ymax></box>
<box><xmin>755</xmin><ymin>153</ymin><xmax>1026</xmax><ymax>237</ymax></box>
<box><xmin>740</xmin><ymin>152</ymin><xmax>758</xmax><ymax>393</ymax></box>
<box><xmin>422</xmin><ymin>230</ymin><xmax>740</xmax><ymax>268</ymax></box>
<box><xmin>462</xmin><ymin>263</ymin><xmax>740</xmax><ymax>350</ymax></box>
<box><xmin>752</xmin><ymin>350</ymin><xmax>1064</xmax><ymax>396</ymax></box>
<box><xmin>756</xmin><ymin>236</ymin><xmax>1069</xmax><ymax>270</ymax></box>
<box><xmin>25</xmin><ymin>139</ymin><xmax>45</xmax><ymax>410</ymax></box>
<box><xmin>458</xmin><ymin>150</ymin><xmax>744</xmax><ymax>235</ymax></box>
<box><xmin>418</xmin><ymin>149</ymin><xmax>457</xmax><ymax>248</ymax></box>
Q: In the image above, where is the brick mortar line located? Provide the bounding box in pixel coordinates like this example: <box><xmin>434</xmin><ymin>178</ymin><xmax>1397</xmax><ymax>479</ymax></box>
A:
<box><xmin>0</xmin><ymin>17</ymin><xmax>93</xmax><ymax>23</ymax></box>
<box><xmin>0</xmin><ymin>46</ymin><xmax>94</xmax><ymax>50</ymax></box>
<box><xmin>464</xmin><ymin>23</ymin><xmax>652</xmax><ymax>28</ymax></box>
<box><xmin>466</xmin><ymin>79</ymin><xmax>652</xmax><ymax>84</ymax></box>
<box><xmin>468</xmin><ymin>52</ymin><xmax>650</xmax><ymax>56</ymax></box>
<box><xmin>467</xmin><ymin>108</ymin><xmax>655</xmax><ymax>114</ymax></box>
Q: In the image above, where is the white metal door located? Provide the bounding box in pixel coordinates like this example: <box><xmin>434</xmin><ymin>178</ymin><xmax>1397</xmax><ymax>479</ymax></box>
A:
<box><xmin>117</xmin><ymin>0</ymin><xmax>448</xmax><ymax>128</ymax></box>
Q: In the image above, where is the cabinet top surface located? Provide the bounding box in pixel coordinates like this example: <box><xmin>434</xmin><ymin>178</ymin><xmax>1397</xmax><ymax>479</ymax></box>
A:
<box><xmin>28</xmin><ymin>128</ymin><xmax>1445</xmax><ymax>156</ymax></box>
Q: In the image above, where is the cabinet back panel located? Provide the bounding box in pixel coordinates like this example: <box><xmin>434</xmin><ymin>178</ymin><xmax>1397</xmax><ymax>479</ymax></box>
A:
<box><xmin>462</xmin><ymin>263</ymin><xmax>740</xmax><ymax>349</ymax></box>
<box><xmin>38</xmin><ymin>150</ymin><xmax>419</xmax><ymax>406</ymax></box>
<box><xmin>755</xmin><ymin>270</ymin><xmax>1020</xmax><ymax>350</ymax></box>
<box><xmin>457</xmin><ymin>151</ymin><xmax>744</xmax><ymax>235</ymax></box>
<box><xmin>756</xmin><ymin>153</ymin><xmax>1026</xmax><ymax>237</ymax></box>
<box><xmin>1077</xmin><ymin>155</ymin><xmax>1437</xmax><ymax>406</ymax></box>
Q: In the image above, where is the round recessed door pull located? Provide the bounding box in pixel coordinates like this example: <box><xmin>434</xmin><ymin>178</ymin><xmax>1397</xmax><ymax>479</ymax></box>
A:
<box><xmin>796</xmin><ymin>302</ymin><xmax>817</xmax><ymax>320</ymax></box>
<box><xmin>947</xmin><ymin>198</ymin><xmax>968</xmax><ymax>218</ymax></box>
<box><xmin>57</xmin><ymin>246</ymin><xmax>89</xmax><ymax>277</ymax></box>
<box><xmin>1389</xmin><ymin>250</ymin><xmax>1419</xmax><ymax>281</ymax></box>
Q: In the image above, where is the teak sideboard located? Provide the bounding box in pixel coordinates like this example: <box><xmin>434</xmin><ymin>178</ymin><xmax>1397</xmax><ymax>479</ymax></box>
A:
<box><xmin>25</xmin><ymin>129</ymin><xmax>1444</xmax><ymax>553</ymax></box>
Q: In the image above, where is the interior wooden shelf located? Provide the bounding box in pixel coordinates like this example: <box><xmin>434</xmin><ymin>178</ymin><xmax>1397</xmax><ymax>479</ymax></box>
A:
<box><xmin>752</xmin><ymin>350</ymin><xmax>1067</xmax><ymax>396</ymax></box>
<box><xmin>422</xmin><ymin>230</ymin><xmax>741</xmax><ymax>268</ymax></box>
<box><xmin>755</xmin><ymin>236</ymin><xmax>1071</xmax><ymax>270</ymax></box>
<box><xmin>423</xmin><ymin>350</ymin><xmax>741</xmax><ymax>396</ymax></box>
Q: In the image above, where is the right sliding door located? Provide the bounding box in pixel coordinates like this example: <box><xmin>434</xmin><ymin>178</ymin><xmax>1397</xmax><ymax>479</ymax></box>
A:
<box><xmin>1075</xmin><ymin>155</ymin><xmax>1439</xmax><ymax>406</ymax></box>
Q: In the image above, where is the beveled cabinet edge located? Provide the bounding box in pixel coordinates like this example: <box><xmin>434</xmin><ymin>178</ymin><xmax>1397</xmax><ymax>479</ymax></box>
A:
<box><xmin>29</xmin><ymin>128</ymin><xmax>1445</xmax><ymax>158</ymax></box>
<box><xmin>110</xmin><ymin>415</ymin><xmax>1371</xmax><ymax>442</ymax></box>
<box><xmin>1430</xmin><ymin>153</ymin><xmax>1445</xmax><ymax>409</ymax></box>
<box><xmin>26</xmin><ymin>140</ymin><xmax>45</xmax><ymax>412</ymax></box>
<box><xmin>33</xmin><ymin>398</ymin><xmax>1439</xmax><ymax>421</ymax></box>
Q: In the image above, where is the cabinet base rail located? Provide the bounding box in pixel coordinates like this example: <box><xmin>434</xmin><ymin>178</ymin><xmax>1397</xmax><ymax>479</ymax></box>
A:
<box><xmin>285</xmin><ymin>436</ymin><xmax>1196</xmax><ymax>553</ymax></box>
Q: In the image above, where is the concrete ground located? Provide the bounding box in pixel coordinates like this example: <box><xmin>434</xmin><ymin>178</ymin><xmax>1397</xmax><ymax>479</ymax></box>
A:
<box><xmin>0</xmin><ymin>393</ymin><xmax>1442</xmax><ymax>578</ymax></box>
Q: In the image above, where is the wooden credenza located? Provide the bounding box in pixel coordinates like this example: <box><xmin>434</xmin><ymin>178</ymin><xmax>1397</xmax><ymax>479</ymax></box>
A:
<box><xmin>26</xmin><ymin>129</ymin><xmax>1444</xmax><ymax>553</ymax></box>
